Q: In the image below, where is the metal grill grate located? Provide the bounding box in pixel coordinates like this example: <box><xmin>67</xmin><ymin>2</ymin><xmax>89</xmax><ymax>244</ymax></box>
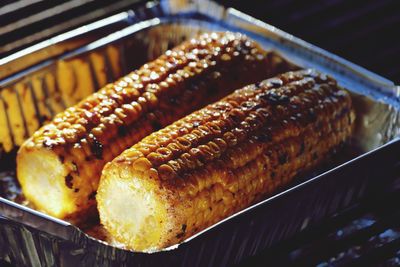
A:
<box><xmin>0</xmin><ymin>0</ymin><xmax>146</xmax><ymax>58</ymax></box>
<box><xmin>1</xmin><ymin>0</ymin><xmax>399</xmax><ymax>82</ymax></box>
<box><xmin>217</xmin><ymin>0</ymin><xmax>400</xmax><ymax>83</ymax></box>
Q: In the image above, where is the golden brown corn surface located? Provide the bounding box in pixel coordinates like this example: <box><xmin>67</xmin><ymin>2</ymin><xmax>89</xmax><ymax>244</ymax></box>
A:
<box><xmin>17</xmin><ymin>32</ymin><xmax>296</xmax><ymax>221</ymax></box>
<box><xmin>97</xmin><ymin>69</ymin><xmax>355</xmax><ymax>251</ymax></box>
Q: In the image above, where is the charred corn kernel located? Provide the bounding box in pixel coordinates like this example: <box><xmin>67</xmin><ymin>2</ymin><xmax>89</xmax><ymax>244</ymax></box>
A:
<box><xmin>17</xmin><ymin>32</ymin><xmax>297</xmax><ymax>222</ymax></box>
<box><xmin>97</xmin><ymin>69</ymin><xmax>355</xmax><ymax>251</ymax></box>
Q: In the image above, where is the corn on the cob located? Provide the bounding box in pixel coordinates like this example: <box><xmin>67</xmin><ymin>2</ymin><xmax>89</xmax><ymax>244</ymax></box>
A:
<box><xmin>17</xmin><ymin>32</ymin><xmax>296</xmax><ymax>221</ymax></box>
<box><xmin>97</xmin><ymin>69</ymin><xmax>355</xmax><ymax>251</ymax></box>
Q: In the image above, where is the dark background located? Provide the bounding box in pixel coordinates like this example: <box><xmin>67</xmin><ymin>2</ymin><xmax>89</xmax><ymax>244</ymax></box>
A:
<box><xmin>217</xmin><ymin>0</ymin><xmax>400</xmax><ymax>84</ymax></box>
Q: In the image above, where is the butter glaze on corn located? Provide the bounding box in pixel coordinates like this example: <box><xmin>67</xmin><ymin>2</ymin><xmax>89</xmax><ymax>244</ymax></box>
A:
<box><xmin>17</xmin><ymin>32</ymin><xmax>296</xmax><ymax>221</ymax></box>
<box><xmin>97</xmin><ymin>69</ymin><xmax>355</xmax><ymax>251</ymax></box>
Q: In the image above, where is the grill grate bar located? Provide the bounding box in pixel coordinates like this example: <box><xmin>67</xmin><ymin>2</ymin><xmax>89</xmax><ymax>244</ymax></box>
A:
<box><xmin>0</xmin><ymin>0</ymin><xmax>94</xmax><ymax>36</ymax></box>
<box><xmin>0</xmin><ymin>0</ymin><xmax>45</xmax><ymax>17</ymax></box>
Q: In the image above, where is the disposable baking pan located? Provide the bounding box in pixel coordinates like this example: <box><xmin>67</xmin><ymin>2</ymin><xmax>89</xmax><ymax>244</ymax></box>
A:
<box><xmin>1</xmin><ymin>0</ymin><xmax>400</xmax><ymax>266</ymax></box>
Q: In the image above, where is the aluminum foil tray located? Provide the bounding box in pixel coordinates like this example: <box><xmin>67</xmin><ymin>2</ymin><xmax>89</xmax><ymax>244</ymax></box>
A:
<box><xmin>1</xmin><ymin>0</ymin><xmax>400</xmax><ymax>266</ymax></box>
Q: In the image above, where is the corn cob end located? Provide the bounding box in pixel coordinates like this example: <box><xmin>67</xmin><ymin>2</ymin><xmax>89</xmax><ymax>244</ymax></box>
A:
<box><xmin>97</xmin><ymin>162</ymin><xmax>173</xmax><ymax>251</ymax></box>
<box><xmin>17</xmin><ymin>140</ymin><xmax>76</xmax><ymax>218</ymax></box>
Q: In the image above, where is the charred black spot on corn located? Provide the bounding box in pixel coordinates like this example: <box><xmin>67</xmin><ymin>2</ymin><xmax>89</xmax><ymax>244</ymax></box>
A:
<box><xmin>41</xmin><ymin>115</ymin><xmax>50</xmax><ymax>122</ymax></box>
<box><xmin>176</xmin><ymin>232</ymin><xmax>185</xmax><ymax>239</ymax></box>
<box><xmin>88</xmin><ymin>191</ymin><xmax>96</xmax><ymax>200</ymax></box>
<box><xmin>65</xmin><ymin>174</ymin><xmax>73</xmax><ymax>189</ymax></box>
<box><xmin>259</xmin><ymin>90</ymin><xmax>290</xmax><ymax>105</ymax></box>
<box><xmin>118</xmin><ymin>125</ymin><xmax>128</xmax><ymax>137</ymax></box>
<box><xmin>279</xmin><ymin>152</ymin><xmax>288</xmax><ymax>165</ymax></box>
<box><xmin>150</xmin><ymin>118</ymin><xmax>162</xmax><ymax>131</ymax></box>
<box><xmin>88</xmin><ymin>135</ymin><xmax>103</xmax><ymax>160</ymax></box>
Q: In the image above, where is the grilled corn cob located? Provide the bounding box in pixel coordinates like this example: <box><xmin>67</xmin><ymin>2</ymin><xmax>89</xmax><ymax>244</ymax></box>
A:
<box><xmin>97</xmin><ymin>69</ymin><xmax>355</xmax><ymax>251</ymax></box>
<box><xmin>17</xmin><ymin>32</ymin><xmax>296</xmax><ymax>221</ymax></box>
